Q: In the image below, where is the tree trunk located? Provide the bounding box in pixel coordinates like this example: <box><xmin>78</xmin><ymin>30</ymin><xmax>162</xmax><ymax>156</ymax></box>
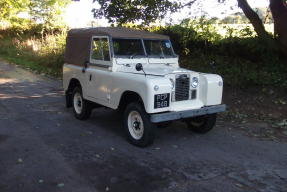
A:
<box><xmin>269</xmin><ymin>0</ymin><xmax>287</xmax><ymax>55</ymax></box>
<box><xmin>237</xmin><ymin>0</ymin><xmax>271</xmax><ymax>39</ymax></box>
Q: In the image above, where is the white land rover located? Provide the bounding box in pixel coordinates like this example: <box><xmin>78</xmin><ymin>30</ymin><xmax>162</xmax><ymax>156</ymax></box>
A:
<box><xmin>63</xmin><ymin>27</ymin><xmax>226</xmax><ymax>147</ymax></box>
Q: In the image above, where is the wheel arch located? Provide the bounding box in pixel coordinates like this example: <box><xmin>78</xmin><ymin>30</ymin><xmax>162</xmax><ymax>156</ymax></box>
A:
<box><xmin>65</xmin><ymin>78</ymin><xmax>82</xmax><ymax>108</ymax></box>
<box><xmin>117</xmin><ymin>90</ymin><xmax>146</xmax><ymax>112</ymax></box>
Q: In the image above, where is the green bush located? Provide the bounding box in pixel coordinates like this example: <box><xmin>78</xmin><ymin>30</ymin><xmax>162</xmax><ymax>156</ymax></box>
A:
<box><xmin>0</xmin><ymin>19</ymin><xmax>286</xmax><ymax>87</ymax></box>
<box><xmin>0</xmin><ymin>28</ymin><xmax>66</xmax><ymax>76</ymax></box>
<box><xmin>151</xmin><ymin>19</ymin><xmax>286</xmax><ymax>87</ymax></box>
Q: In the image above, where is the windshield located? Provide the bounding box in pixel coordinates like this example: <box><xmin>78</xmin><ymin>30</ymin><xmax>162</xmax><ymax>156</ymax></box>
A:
<box><xmin>113</xmin><ymin>39</ymin><xmax>145</xmax><ymax>57</ymax></box>
<box><xmin>144</xmin><ymin>40</ymin><xmax>174</xmax><ymax>57</ymax></box>
<box><xmin>112</xmin><ymin>38</ymin><xmax>175</xmax><ymax>58</ymax></box>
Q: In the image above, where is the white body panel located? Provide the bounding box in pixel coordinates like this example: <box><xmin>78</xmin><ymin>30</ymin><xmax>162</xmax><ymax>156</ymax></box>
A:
<box><xmin>63</xmin><ymin>60</ymin><xmax>223</xmax><ymax>114</ymax></box>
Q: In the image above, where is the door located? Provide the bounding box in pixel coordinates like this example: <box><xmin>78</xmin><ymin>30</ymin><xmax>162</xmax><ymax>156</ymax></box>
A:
<box><xmin>86</xmin><ymin>36</ymin><xmax>112</xmax><ymax>105</ymax></box>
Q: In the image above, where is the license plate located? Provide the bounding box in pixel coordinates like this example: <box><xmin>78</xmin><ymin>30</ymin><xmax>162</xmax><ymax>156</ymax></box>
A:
<box><xmin>154</xmin><ymin>93</ymin><xmax>170</xmax><ymax>109</ymax></box>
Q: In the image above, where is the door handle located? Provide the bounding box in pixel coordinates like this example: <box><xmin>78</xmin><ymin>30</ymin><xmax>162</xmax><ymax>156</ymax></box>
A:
<box><xmin>82</xmin><ymin>61</ymin><xmax>89</xmax><ymax>73</ymax></box>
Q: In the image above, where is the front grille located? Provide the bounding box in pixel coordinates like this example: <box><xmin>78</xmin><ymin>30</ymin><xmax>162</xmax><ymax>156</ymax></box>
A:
<box><xmin>175</xmin><ymin>74</ymin><xmax>190</xmax><ymax>101</ymax></box>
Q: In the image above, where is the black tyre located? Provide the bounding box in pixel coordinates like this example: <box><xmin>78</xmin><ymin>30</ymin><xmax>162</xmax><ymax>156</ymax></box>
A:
<box><xmin>186</xmin><ymin>113</ymin><xmax>217</xmax><ymax>133</ymax></box>
<box><xmin>123</xmin><ymin>102</ymin><xmax>155</xmax><ymax>147</ymax></box>
<box><xmin>72</xmin><ymin>87</ymin><xmax>92</xmax><ymax>120</ymax></box>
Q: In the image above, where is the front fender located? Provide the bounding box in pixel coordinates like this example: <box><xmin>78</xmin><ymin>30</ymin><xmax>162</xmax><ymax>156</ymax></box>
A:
<box><xmin>110</xmin><ymin>73</ymin><xmax>172</xmax><ymax>113</ymax></box>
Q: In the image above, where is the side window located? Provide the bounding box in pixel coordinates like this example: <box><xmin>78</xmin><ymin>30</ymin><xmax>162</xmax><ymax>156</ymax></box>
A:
<box><xmin>91</xmin><ymin>38</ymin><xmax>102</xmax><ymax>60</ymax></box>
<box><xmin>91</xmin><ymin>37</ymin><xmax>111</xmax><ymax>63</ymax></box>
<box><xmin>102</xmin><ymin>39</ymin><xmax>110</xmax><ymax>61</ymax></box>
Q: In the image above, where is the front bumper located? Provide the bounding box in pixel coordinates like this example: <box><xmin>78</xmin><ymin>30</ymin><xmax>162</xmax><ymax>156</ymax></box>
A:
<box><xmin>150</xmin><ymin>104</ymin><xmax>226</xmax><ymax>123</ymax></box>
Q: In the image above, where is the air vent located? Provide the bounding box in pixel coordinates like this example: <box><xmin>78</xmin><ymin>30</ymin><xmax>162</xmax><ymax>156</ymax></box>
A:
<box><xmin>175</xmin><ymin>74</ymin><xmax>190</xmax><ymax>101</ymax></box>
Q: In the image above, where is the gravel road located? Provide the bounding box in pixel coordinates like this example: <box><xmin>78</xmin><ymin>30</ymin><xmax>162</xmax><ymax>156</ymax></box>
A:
<box><xmin>0</xmin><ymin>61</ymin><xmax>286</xmax><ymax>192</ymax></box>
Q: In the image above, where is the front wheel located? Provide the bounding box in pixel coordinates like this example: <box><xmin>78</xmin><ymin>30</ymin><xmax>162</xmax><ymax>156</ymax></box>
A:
<box><xmin>123</xmin><ymin>102</ymin><xmax>155</xmax><ymax>147</ymax></box>
<box><xmin>185</xmin><ymin>113</ymin><xmax>217</xmax><ymax>133</ymax></box>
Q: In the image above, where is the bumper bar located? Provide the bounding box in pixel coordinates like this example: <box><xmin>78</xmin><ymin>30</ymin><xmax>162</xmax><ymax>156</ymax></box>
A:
<box><xmin>150</xmin><ymin>104</ymin><xmax>226</xmax><ymax>123</ymax></box>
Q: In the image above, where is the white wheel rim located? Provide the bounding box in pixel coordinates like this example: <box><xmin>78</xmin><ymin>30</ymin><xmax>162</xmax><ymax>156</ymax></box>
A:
<box><xmin>127</xmin><ymin>111</ymin><xmax>144</xmax><ymax>140</ymax></box>
<box><xmin>73</xmin><ymin>92</ymin><xmax>83</xmax><ymax>114</ymax></box>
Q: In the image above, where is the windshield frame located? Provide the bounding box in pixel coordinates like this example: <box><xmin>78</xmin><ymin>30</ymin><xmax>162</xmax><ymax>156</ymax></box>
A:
<box><xmin>110</xmin><ymin>37</ymin><xmax>177</xmax><ymax>59</ymax></box>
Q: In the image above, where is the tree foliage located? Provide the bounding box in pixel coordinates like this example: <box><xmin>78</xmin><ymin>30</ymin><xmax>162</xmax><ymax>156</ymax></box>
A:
<box><xmin>0</xmin><ymin>0</ymin><xmax>30</xmax><ymax>25</ymax></box>
<box><xmin>29</xmin><ymin>0</ymin><xmax>71</xmax><ymax>31</ymax></box>
<box><xmin>90</xmin><ymin>0</ymin><xmax>287</xmax><ymax>56</ymax></box>
<box><xmin>91</xmin><ymin>0</ymin><xmax>180</xmax><ymax>25</ymax></box>
<box><xmin>0</xmin><ymin>0</ymin><xmax>70</xmax><ymax>30</ymax></box>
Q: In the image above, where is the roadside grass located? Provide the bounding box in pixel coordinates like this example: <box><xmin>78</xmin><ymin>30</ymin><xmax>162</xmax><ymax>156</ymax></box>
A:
<box><xmin>0</xmin><ymin>23</ymin><xmax>286</xmax><ymax>88</ymax></box>
<box><xmin>0</xmin><ymin>33</ymin><xmax>65</xmax><ymax>77</ymax></box>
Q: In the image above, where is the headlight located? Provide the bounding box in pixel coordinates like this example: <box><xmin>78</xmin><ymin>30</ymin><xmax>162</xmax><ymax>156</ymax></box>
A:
<box><xmin>191</xmin><ymin>77</ymin><xmax>199</xmax><ymax>88</ymax></box>
<box><xmin>169</xmin><ymin>78</ymin><xmax>175</xmax><ymax>89</ymax></box>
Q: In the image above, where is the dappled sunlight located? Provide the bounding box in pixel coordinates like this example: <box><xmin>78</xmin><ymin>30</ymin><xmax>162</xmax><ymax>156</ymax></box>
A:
<box><xmin>0</xmin><ymin>62</ymin><xmax>63</xmax><ymax>101</ymax></box>
<box><xmin>0</xmin><ymin>93</ymin><xmax>27</xmax><ymax>99</ymax></box>
<box><xmin>0</xmin><ymin>78</ymin><xmax>19</xmax><ymax>84</ymax></box>
<box><xmin>45</xmin><ymin>92</ymin><xmax>63</xmax><ymax>96</ymax></box>
<box><xmin>0</xmin><ymin>93</ymin><xmax>43</xmax><ymax>99</ymax></box>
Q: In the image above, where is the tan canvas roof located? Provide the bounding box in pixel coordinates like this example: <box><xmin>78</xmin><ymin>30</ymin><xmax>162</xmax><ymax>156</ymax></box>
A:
<box><xmin>67</xmin><ymin>27</ymin><xmax>169</xmax><ymax>40</ymax></box>
<box><xmin>65</xmin><ymin>27</ymin><xmax>169</xmax><ymax>65</ymax></box>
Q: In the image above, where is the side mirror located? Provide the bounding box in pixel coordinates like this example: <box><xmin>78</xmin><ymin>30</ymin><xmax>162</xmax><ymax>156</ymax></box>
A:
<box><xmin>210</xmin><ymin>61</ymin><xmax>216</xmax><ymax>67</ymax></box>
<box><xmin>135</xmin><ymin>63</ymin><xmax>143</xmax><ymax>71</ymax></box>
<box><xmin>210</xmin><ymin>61</ymin><xmax>216</xmax><ymax>73</ymax></box>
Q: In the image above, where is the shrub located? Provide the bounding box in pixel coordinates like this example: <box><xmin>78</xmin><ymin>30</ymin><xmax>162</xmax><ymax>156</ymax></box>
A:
<box><xmin>0</xmin><ymin>20</ymin><xmax>286</xmax><ymax>87</ymax></box>
<box><xmin>0</xmin><ymin>29</ymin><xmax>66</xmax><ymax>76</ymax></box>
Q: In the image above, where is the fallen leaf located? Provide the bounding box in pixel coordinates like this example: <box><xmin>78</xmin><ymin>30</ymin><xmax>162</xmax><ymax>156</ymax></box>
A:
<box><xmin>38</xmin><ymin>179</ymin><xmax>44</xmax><ymax>183</ymax></box>
<box><xmin>17</xmin><ymin>158</ymin><xmax>23</xmax><ymax>163</ymax></box>
<box><xmin>57</xmin><ymin>183</ymin><xmax>65</xmax><ymax>188</ymax></box>
<box><xmin>235</xmin><ymin>183</ymin><xmax>243</xmax><ymax>188</ymax></box>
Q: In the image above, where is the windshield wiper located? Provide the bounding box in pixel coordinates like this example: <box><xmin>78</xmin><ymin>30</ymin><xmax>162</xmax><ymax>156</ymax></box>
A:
<box><xmin>129</xmin><ymin>53</ymin><xmax>139</xmax><ymax>59</ymax></box>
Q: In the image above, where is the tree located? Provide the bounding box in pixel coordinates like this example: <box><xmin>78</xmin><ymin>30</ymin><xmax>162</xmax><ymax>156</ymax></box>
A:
<box><xmin>0</xmin><ymin>0</ymin><xmax>30</xmax><ymax>27</ymax></box>
<box><xmin>89</xmin><ymin>0</ymin><xmax>287</xmax><ymax>54</ymax></box>
<box><xmin>91</xmin><ymin>0</ymin><xmax>180</xmax><ymax>25</ymax></box>
<box><xmin>237</xmin><ymin>0</ymin><xmax>271</xmax><ymax>39</ymax></box>
<box><xmin>0</xmin><ymin>0</ymin><xmax>70</xmax><ymax>31</ymax></box>
<box><xmin>29</xmin><ymin>0</ymin><xmax>71</xmax><ymax>31</ymax></box>
<box><xmin>269</xmin><ymin>0</ymin><xmax>287</xmax><ymax>53</ymax></box>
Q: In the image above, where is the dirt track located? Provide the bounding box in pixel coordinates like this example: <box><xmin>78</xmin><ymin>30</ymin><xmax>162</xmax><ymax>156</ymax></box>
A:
<box><xmin>0</xmin><ymin>60</ymin><xmax>287</xmax><ymax>192</ymax></box>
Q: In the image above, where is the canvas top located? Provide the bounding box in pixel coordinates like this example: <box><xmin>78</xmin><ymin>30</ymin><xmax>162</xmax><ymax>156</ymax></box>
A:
<box><xmin>67</xmin><ymin>27</ymin><xmax>169</xmax><ymax>40</ymax></box>
<box><xmin>65</xmin><ymin>27</ymin><xmax>169</xmax><ymax>65</ymax></box>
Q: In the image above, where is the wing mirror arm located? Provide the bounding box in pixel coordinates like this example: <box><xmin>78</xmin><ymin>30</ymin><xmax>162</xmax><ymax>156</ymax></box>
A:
<box><xmin>135</xmin><ymin>63</ymin><xmax>146</xmax><ymax>77</ymax></box>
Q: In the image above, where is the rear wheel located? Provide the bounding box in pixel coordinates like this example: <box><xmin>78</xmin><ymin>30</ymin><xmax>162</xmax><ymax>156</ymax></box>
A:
<box><xmin>123</xmin><ymin>102</ymin><xmax>155</xmax><ymax>147</ymax></box>
<box><xmin>185</xmin><ymin>113</ymin><xmax>217</xmax><ymax>133</ymax></box>
<box><xmin>72</xmin><ymin>87</ymin><xmax>92</xmax><ymax>120</ymax></box>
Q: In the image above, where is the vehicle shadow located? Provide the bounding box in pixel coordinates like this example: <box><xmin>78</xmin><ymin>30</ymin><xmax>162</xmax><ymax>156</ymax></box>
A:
<box><xmin>85</xmin><ymin>106</ymin><xmax>196</xmax><ymax>145</ymax></box>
